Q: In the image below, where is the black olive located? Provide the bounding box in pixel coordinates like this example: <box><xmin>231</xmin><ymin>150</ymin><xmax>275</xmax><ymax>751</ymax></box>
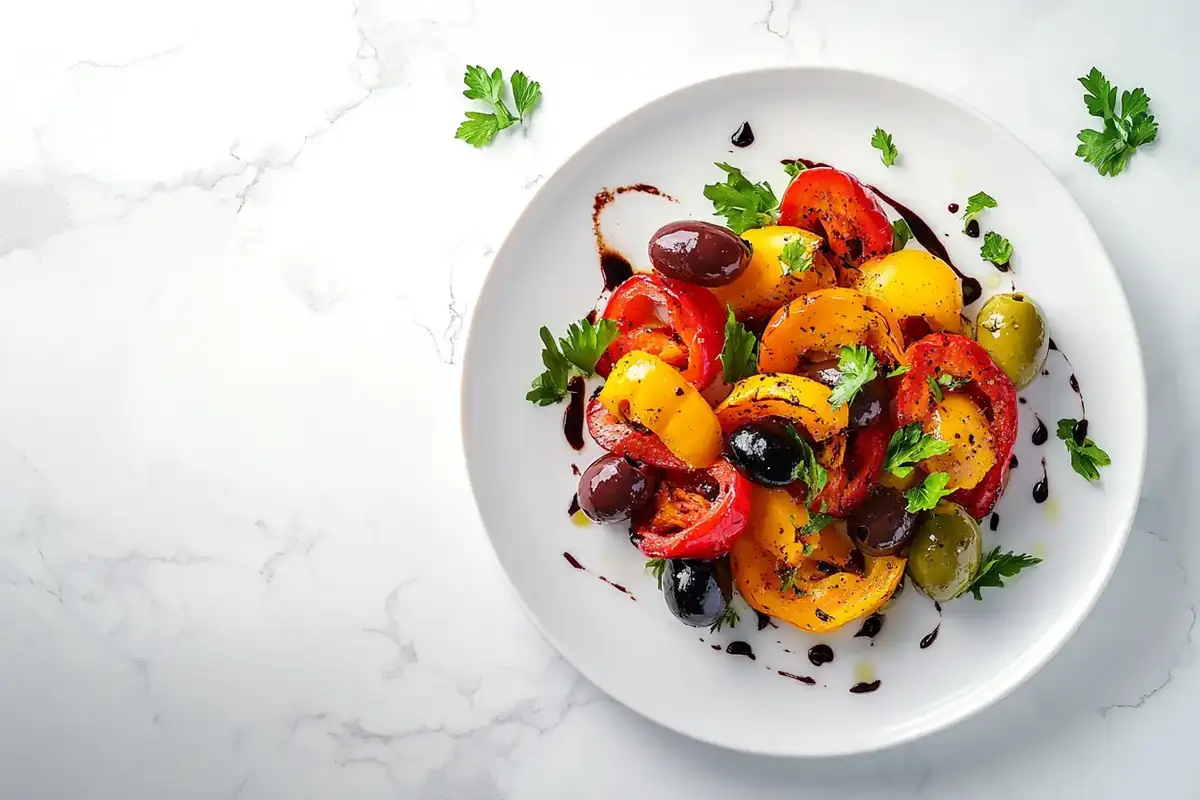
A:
<box><xmin>847</xmin><ymin>378</ymin><xmax>887</xmax><ymax>430</ymax></box>
<box><xmin>725</xmin><ymin>422</ymin><xmax>803</xmax><ymax>487</ymax></box>
<box><xmin>846</xmin><ymin>487</ymin><xmax>925</xmax><ymax>556</ymax></box>
<box><xmin>648</xmin><ymin>221</ymin><xmax>751</xmax><ymax>287</ymax></box>
<box><xmin>576</xmin><ymin>454</ymin><xmax>655</xmax><ymax>523</ymax></box>
<box><xmin>663</xmin><ymin>558</ymin><xmax>733</xmax><ymax>628</ymax></box>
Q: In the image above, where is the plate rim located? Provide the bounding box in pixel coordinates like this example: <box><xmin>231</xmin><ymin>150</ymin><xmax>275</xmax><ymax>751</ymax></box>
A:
<box><xmin>459</xmin><ymin>64</ymin><xmax>1148</xmax><ymax>757</ymax></box>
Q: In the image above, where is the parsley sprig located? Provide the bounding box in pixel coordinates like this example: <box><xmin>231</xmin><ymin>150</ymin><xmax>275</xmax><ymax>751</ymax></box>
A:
<box><xmin>526</xmin><ymin>318</ymin><xmax>618</xmax><ymax>405</ymax></box>
<box><xmin>980</xmin><ymin>232</ymin><xmax>1013</xmax><ymax>266</ymax></box>
<box><xmin>710</xmin><ymin>603</ymin><xmax>740</xmax><ymax>633</ymax></box>
<box><xmin>967</xmin><ymin>548</ymin><xmax>1042</xmax><ymax>600</ymax></box>
<box><xmin>904</xmin><ymin>472</ymin><xmax>955</xmax><ymax>512</ymax></box>
<box><xmin>891</xmin><ymin>219</ymin><xmax>912</xmax><ymax>251</ymax></box>
<box><xmin>962</xmin><ymin>192</ymin><xmax>997</xmax><ymax>231</ymax></box>
<box><xmin>456</xmin><ymin>66</ymin><xmax>541</xmax><ymax>148</ymax></box>
<box><xmin>645</xmin><ymin>558</ymin><xmax>667</xmax><ymax>590</ymax></box>
<box><xmin>703</xmin><ymin>163</ymin><xmax>779</xmax><ymax>234</ymax></box>
<box><xmin>828</xmin><ymin>345</ymin><xmax>878</xmax><ymax>410</ymax></box>
<box><xmin>785</xmin><ymin>425</ymin><xmax>828</xmax><ymax>504</ymax></box>
<box><xmin>884</xmin><ymin>423</ymin><xmax>951</xmax><ymax>477</ymax></box>
<box><xmin>1076</xmin><ymin>67</ymin><xmax>1158</xmax><ymax>177</ymax></box>
<box><xmin>928</xmin><ymin>373</ymin><xmax>969</xmax><ymax>402</ymax></box>
<box><xmin>1056</xmin><ymin>418</ymin><xmax>1112</xmax><ymax>481</ymax></box>
<box><xmin>717</xmin><ymin>306</ymin><xmax>758</xmax><ymax>383</ymax></box>
<box><xmin>871</xmin><ymin>127</ymin><xmax>899</xmax><ymax>167</ymax></box>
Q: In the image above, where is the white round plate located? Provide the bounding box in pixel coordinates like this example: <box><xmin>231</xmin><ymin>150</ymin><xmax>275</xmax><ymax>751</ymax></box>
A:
<box><xmin>461</xmin><ymin>67</ymin><xmax>1146</xmax><ymax>756</ymax></box>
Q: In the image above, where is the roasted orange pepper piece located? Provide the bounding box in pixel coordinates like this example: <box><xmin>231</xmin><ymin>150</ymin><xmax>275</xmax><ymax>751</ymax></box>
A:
<box><xmin>713</xmin><ymin>374</ymin><xmax>847</xmax><ymax>442</ymax></box>
<box><xmin>757</xmin><ymin>288</ymin><xmax>905</xmax><ymax>374</ymax></box>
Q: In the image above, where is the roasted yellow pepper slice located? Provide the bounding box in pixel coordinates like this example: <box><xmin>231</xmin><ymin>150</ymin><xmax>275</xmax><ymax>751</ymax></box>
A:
<box><xmin>714</xmin><ymin>373</ymin><xmax>847</xmax><ymax>442</ymax></box>
<box><xmin>853</xmin><ymin>250</ymin><xmax>964</xmax><ymax>336</ymax></box>
<box><xmin>731</xmin><ymin>531</ymin><xmax>905</xmax><ymax>633</ymax></box>
<box><xmin>708</xmin><ymin>227</ymin><xmax>837</xmax><ymax>321</ymax></box>
<box><xmin>922</xmin><ymin>392</ymin><xmax>996</xmax><ymax>490</ymax></box>
<box><xmin>757</xmin><ymin>287</ymin><xmax>905</xmax><ymax>373</ymax></box>
<box><xmin>598</xmin><ymin>351</ymin><xmax>721</xmax><ymax>469</ymax></box>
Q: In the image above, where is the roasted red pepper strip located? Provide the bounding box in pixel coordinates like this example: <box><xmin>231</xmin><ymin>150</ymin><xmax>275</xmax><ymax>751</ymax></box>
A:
<box><xmin>585</xmin><ymin>396</ymin><xmax>688</xmax><ymax>470</ymax></box>
<box><xmin>778</xmin><ymin>167</ymin><xmax>893</xmax><ymax>267</ymax></box>
<box><xmin>804</xmin><ymin>422</ymin><xmax>891</xmax><ymax>517</ymax></box>
<box><xmin>894</xmin><ymin>333</ymin><xmax>1018</xmax><ymax>519</ymax></box>
<box><xmin>631</xmin><ymin>459</ymin><xmax>751</xmax><ymax>559</ymax></box>
<box><xmin>596</xmin><ymin>273</ymin><xmax>725</xmax><ymax>389</ymax></box>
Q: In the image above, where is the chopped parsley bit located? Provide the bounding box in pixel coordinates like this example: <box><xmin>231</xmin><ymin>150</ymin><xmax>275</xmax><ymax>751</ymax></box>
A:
<box><xmin>884</xmin><ymin>423</ymin><xmax>951</xmax><ymax>478</ymax></box>
<box><xmin>962</xmin><ymin>191</ymin><xmax>997</xmax><ymax>231</ymax></box>
<box><xmin>871</xmin><ymin>127</ymin><xmax>899</xmax><ymax>167</ymax></box>
<box><xmin>796</xmin><ymin>512</ymin><xmax>835</xmax><ymax>539</ymax></box>
<box><xmin>1076</xmin><ymin>67</ymin><xmax>1158</xmax><ymax>177</ymax></box>
<box><xmin>717</xmin><ymin>306</ymin><xmax>758</xmax><ymax>383</ymax></box>
<box><xmin>703</xmin><ymin>162</ymin><xmax>779</xmax><ymax>234</ymax></box>
<box><xmin>779</xmin><ymin>235</ymin><xmax>815</xmax><ymax>275</ymax></box>
<box><xmin>1056</xmin><ymin>418</ymin><xmax>1112</xmax><ymax>481</ymax></box>
<box><xmin>886</xmin><ymin>364</ymin><xmax>911</xmax><ymax>378</ymax></box>
<box><xmin>710</xmin><ymin>603</ymin><xmax>740</xmax><ymax>633</ymax></box>
<box><xmin>980</xmin><ymin>231</ymin><xmax>1014</xmax><ymax>266</ymax></box>
<box><xmin>779</xmin><ymin>565</ymin><xmax>798</xmax><ymax>592</ymax></box>
<box><xmin>828</xmin><ymin>345</ymin><xmax>878</xmax><ymax>410</ymax></box>
<box><xmin>967</xmin><ymin>548</ymin><xmax>1042</xmax><ymax>600</ymax></box>
<box><xmin>904</xmin><ymin>472</ymin><xmax>955</xmax><ymax>512</ymax></box>
<box><xmin>456</xmin><ymin>66</ymin><xmax>541</xmax><ymax>148</ymax></box>
<box><xmin>891</xmin><ymin>218</ymin><xmax>913</xmax><ymax>251</ymax></box>
<box><xmin>645</xmin><ymin>558</ymin><xmax>667</xmax><ymax>591</ymax></box>
<box><xmin>784</xmin><ymin>161</ymin><xmax>807</xmax><ymax>179</ymax></box>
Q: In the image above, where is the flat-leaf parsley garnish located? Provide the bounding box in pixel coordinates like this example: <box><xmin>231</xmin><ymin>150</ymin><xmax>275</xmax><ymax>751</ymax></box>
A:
<box><xmin>456</xmin><ymin>66</ymin><xmax>541</xmax><ymax>148</ymax></box>
<box><xmin>703</xmin><ymin>163</ymin><xmax>779</xmax><ymax>234</ymax></box>
<box><xmin>871</xmin><ymin>127</ymin><xmax>899</xmax><ymax>167</ymax></box>
<box><xmin>1056</xmin><ymin>418</ymin><xmax>1112</xmax><ymax>481</ymax></box>
<box><xmin>967</xmin><ymin>548</ymin><xmax>1042</xmax><ymax>600</ymax></box>
<box><xmin>717</xmin><ymin>306</ymin><xmax>758</xmax><ymax>383</ymax></box>
<box><xmin>884</xmin><ymin>423</ymin><xmax>951</xmax><ymax>478</ymax></box>
<box><xmin>1076</xmin><ymin>67</ymin><xmax>1158</xmax><ymax>177</ymax></box>
<box><xmin>526</xmin><ymin>318</ymin><xmax>617</xmax><ymax>405</ymax></box>
<box><xmin>828</xmin><ymin>345</ymin><xmax>878</xmax><ymax>410</ymax></box>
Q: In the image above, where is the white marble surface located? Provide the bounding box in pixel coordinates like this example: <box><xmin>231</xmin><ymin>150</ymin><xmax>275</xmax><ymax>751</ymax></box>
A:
<box><xmin>0</xmin><ymin>0</ymin><xmax>1197</xmax><ymax>797</ymax></box>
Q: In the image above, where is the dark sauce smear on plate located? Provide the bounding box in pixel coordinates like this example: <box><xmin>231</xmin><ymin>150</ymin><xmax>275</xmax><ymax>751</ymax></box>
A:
<box><xmin>1033</xmin><ymin>459</ymin><xmax>1050</xmax><ymax>504</ymax></box>
<box><xmin>920</xmin><ymin>598</ymin><xmax>944</xmax><ymax>649</ymax></box>
<box><xmin>568</xmin><ymin>494</ymin><xmax>580</xmax><ymax>517</ymax></box>
<box><xmin>990</xmin><ymin>513</ymin><xmax>1000</xmax><ymax>532</ymax></box>
<box><xmin>965</xmin><ymin>219</ymin><xmax>981</xmax><ymax>238</ymax></box>
<box><xmin>1010</xmin><ymin>454</ymin><xmax>1019</xmax><ymax>469</ymax></box>
<box><xmin>869</xmin><ymin>185</ymin><xmax>983</xmax><ymax>305</ymax></box>
<box><xmin>562</xmin><ymin>552</ymin><xmax>636</xmax><ymax>600</ymax></box>
<box><xmin>726</xmin><ymin>641</ymin><xmax>756</xmax><ymax>660</ymax></box>
<box><xmin>854</xmin><ymin>614</ymin><xmax>884</xmax><ymax>640</ymax></box>
<box><xmin>808</xmin><ymin>644</ymin><xmax>834</xmax><ymax>666</ymax></box>
<box><xmin>754</xmin><ymin>611</ymin><xmax>775</xmax><ymax>631</ymax></box>
<box><xmin>563</xmin><ymin>376</ymin><xmax>587</xmax><ymax>450</ymax></box>
<box><xmin>947</xmin><ymin>202</ymin><xmax>960</xmax><ymax>213</ymax></box>
<box><xmin>1031</xmin><ymin>415</ymin><xmax>1048</xmax><ymax>446</ymax></box>
<box><xmin>731</xmin><ymin>121</ymin><xmax>755</xmax><ymax>147</ymax></box>
<box><xmin>592</xmin><ymin>184</ymin><xmax>675</xmax><ymax>290</ymax></box>
<box><xmin>778</xmin><ymin>671</ymin><xmax>816</xmax><ymax>685</ymax></box>
<box><xmin>1072</xmin><ymin>418</ymin><xmax>1089</xmax><ymax>445</ymax></box>
<box><xmin>850</xmin><ymin>680</ymin><xmax>882</xmax><ymax>694</ymax></box>
<box><xmin>1048</xmin><ymin>338</ymin><xmax>1087</xmax><ymax>416</ymax></box>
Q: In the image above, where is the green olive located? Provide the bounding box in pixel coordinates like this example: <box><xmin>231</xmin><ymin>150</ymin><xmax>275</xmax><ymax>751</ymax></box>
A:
<box><xmin>907</xmin><ymin>503</ymin><xmax>983</xmax><ymax>602</ymax></box>
<box><xmin>974</xmin><ymin>293</ymin><xmax>1049</xmax><ymax>389</ymax></box>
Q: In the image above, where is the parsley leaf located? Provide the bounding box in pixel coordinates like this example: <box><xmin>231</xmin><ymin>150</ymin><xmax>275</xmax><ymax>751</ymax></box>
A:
<box><xmin>796</xmin><ymin>512</ymin><xmax>835</xmax><ymax>538</ymax></box>
<box><xmin>779</xmin><ymin>235</ymin><xmax>815</xmax><ymax>275</ymax></box>
<box><xmin>645</xmin><ymin>558</ymin><xmax>667</xmax><ymax>591</ymax></box>
<box><xmin>559</xmin><ymin>318</ymin><xmax>618</xmax><ymax>375</ymax></box>
<box><xmin>938</xmin><ymin>373</ymin><xmax>970</xmax><ymax>391</ymax></box>
<box><xmin>967</xmin><ymin>547</ymin><xmax>1042</xmax><ymax>600</ymax></box>
<box><xmin>710</xmin><ymin>603</ymin><xmax>740</xmax><ymax>633</ymax></box>
<box><xmin>927</xmin><ymin>375</ymin><xmax>943</xmax><ymax>402</ymax></box>
<box><xmin>783</xmin><ymin>161</ymin><xmax>806</xmax><ymax>178</ymax></box>
<box><xmin>703</xmin><ymin>163</ymin><xmax>779</xmax><ymax>235</ymax></box>
<box><xmin>779</xmin><ymin>566</ymin><xmax>798</xmax><ymax>592</ymax></box>
<box><xmin>1056</xmin><ymin>418</ymin><xmax>1112</xmax><ymax>481</ymax></box>
<box><xmin>456</xmin><ymin>65</ymin><xmax>539</xmax><ymax>148</ymax></box>
<box><xmin>871</xmin><ymin>127</ymin><xmax>899</xmax><ymax>167</ymax></box>
<box><xmin>509</xmin><ymin>71</ymin><xmax>541</xmax><ymax>119</ymax></box>
<box><xmin>904</xmin><ymin>472</ymin><xmax>955</xmax><ymax>512</ymax></box>
<box><xmin>717</xmin><ymin>306</ymin><xmax>758</xmax><ymax>383</ymax></box>
<box><xmin>892</xmin><ymin>219</ymin><xmax>912</xmax><ymax>251</ymax></box>
<box><xmin>1076</xmin><ymin>68</ymin><xmax>1158</xmax><ymax>177</ymax></box>
<box><xmin>886</xmin><ymin>364</ymin><xmax>910</xmax><ymax>378</ymax></box>
<box><xmin>980</xmin><ymin>231</ymin><xmax>1013</xmax><ymax>266</ymax></box>
<box><xmin>785</xmin><ymin>425</ymin><xmax>828</xmax><ymax>503</ymax></box>
<box><xmin>828</xmin><ymin>345</ymin><xmax>878</xmax><ymax>410</ymax></box>
<box><xmin>526</xmin><ymin>326</ymin><xmax>573</xmax><ymax>405</ymax></box>
<box><xmin>884</xmin><ymin>423</ymin><xmax>951</xmax><ymax>477</ymax></box>
<box><xmin>962</xmin><ymin>191</ymin><xmax>997</xmax><ymax>231</ymax></box>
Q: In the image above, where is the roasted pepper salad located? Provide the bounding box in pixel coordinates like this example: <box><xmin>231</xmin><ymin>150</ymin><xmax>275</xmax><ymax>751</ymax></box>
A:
<box><xmin>529</xmin><ymin>156</ymin><xmax>1111</xmax><ymax>637</ymax></box>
